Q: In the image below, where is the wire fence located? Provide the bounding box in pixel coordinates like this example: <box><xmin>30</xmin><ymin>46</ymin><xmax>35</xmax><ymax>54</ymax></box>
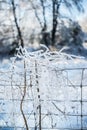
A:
<box><xmin>0</xmin><ymin>49</ymin><xmax>87</xmax><ymax>130</ymax></box>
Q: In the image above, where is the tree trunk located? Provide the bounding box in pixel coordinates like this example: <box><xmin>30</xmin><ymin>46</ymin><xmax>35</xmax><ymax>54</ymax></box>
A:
<box><xmin>52</xmin><ymin>0</ymin><xmax>60</xmax><ymax>46</ymax></box>
<box><xmin>11</xmin><ymin>0</ymin><xmax>24</xmax><ymax>48</ymax></box>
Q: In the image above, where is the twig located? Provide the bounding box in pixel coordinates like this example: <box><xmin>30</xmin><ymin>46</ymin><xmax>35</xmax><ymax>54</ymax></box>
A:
<box><xmin>29</xmin><ymin>0</ymin><xmax>43</xmax><ymax>29</ymax></box>
<box><xmin>35</xmin><ymin>60</ymin><xmax>42</xmax><ymax>130</ymax></box>
<box><xmin>30</xmin><ymin>71</ymin><xmax>38</xmax><ymax>129</ymax></box>
<box><xmin>20</xmin><ymin>60</ymin><xmax>29</xmax><ymax>130</ymax></box>
<box><xmin>80</xmin><ymin>69</ymin><xmax>84</xmax><ymax>130</ymax></box>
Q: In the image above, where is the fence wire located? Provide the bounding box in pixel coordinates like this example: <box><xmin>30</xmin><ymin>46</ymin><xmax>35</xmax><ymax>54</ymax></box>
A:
<box><xmin>0</xmin><ymin>49</ymin><xmax>87</xmax><ymax>130</ymax></box>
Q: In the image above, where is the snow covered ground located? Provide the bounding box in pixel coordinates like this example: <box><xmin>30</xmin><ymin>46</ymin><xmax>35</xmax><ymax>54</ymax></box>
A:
<box><xmin>0</xmin><ymin>47</ymin><xmax>87</xmax><ymax>130</ymax></box>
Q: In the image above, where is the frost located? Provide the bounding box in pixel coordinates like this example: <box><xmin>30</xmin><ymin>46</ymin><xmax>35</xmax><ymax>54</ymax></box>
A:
<box><xmin>0</xmin><ymin>45</ymin><xmax>87</xmax><ymax>129</ymax></box>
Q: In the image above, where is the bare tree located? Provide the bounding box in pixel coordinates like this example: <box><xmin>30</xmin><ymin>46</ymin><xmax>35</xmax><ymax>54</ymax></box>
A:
<box><xmin>0</xmin><ymin>0</ymin><xmax>84</xmax><ymax>53</ymax></box>
<box><xmin>51</xmin><ymin>0</ymin><xmax>84</xmax><ymax>46</ymax></box>
<box><xmin>30</xmin><ymin>0</ymin><xmax>84</xmax><ymax>46</ymax></box>
<box><xmin>51</xmin><ymin>0</ymin><xmax>61</xmax><ymax>46</ymax></box>
<box><xmin>11</xmin><ymin>0</ymin><xmax>24</xmax><ymax>48</ymax></box>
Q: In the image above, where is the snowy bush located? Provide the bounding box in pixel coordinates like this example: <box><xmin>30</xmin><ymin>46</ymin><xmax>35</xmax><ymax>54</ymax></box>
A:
<box><xmin>56</xmin><ymin>20</ymin><xmax>84</xmax><ymax>46</ymax></box>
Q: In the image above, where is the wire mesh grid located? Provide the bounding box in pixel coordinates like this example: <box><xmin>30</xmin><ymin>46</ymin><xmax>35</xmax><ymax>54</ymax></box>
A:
<box><xmin>0</xmin><ymin>51</ymin><xmax>87</xmax><ymax>130</ymax></box>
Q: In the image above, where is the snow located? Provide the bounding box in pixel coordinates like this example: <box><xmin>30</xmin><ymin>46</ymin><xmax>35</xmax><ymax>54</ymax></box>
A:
<box><xmin>0</xmin><ymin>47</ymin><xmax>87</xmax><ymax>129</ymax></box>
